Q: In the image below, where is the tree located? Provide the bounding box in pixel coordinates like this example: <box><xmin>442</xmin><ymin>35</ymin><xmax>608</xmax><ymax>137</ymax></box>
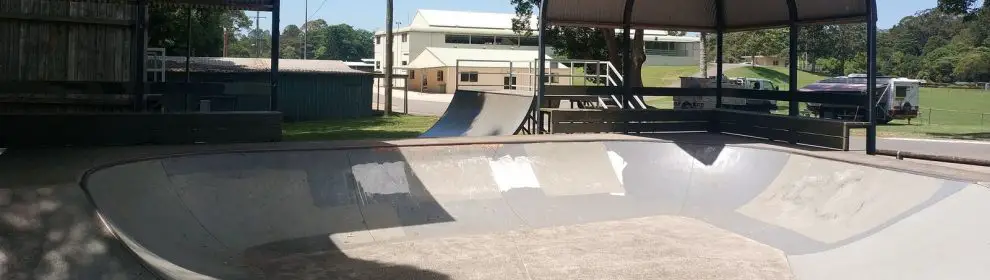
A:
<box><xmin>287</xmin><ymin>20</ymin><xmax>374</xmax><ymax>61</ymax></box>
<box><xmin>510</xmin><ymin>0</ymin><xmax>647</xmax><ymax>86</ymax></box>
<box><xmin>148</xmin><ymin>8</ymin><xmax>251</xmax><ymax>57</ymax></box>
<box><xmin>280</xmin><ymin>25</ymin><xmax>303</xmax><ymax>59</ymax></box>
<box><xmin>938</xmin><ymin>0</ymin><xmax>989</xmax><ymax>16</ymax></box>
<box><xmin>953</xmin><ymin>47</ymin><xmax>990</xmax><ymax>82</ymax></box>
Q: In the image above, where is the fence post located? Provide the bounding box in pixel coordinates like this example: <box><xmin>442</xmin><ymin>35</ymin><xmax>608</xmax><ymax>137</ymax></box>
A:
<box><xmin>404</xmin><ymin>77</ymin><xmax>409</xmax><ymax>114</ymax></box>
<box><xmin>983</xmin><ymin>113</ymin><xmax>986</xmax><ymax>126</ymax></box>
<box><xmin>928</xmin><ymin>108</ymin><xmax>933</xmax><ymax>125</ymax></box>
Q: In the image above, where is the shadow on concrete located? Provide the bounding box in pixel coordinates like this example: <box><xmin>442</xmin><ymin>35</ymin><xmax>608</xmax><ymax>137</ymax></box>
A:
<box><xmin>2</xmin><ymin>140</ymin><xmax>455</xmax><ymax>279</ymax></box>
<box><xmin>0</xmin><ymin>149</ymin><xmax>159</xmax><ymax>279</ymax></box>
<box><xmin>244</xmin><ymin>236</ymin><xmax>451</xmax><ymax>279</ymax></box>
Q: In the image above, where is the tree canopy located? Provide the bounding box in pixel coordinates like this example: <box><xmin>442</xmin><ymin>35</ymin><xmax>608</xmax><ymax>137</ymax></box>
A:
<box><xmin>510</xmin><ymin>0</ymin><xmax>648</xmax><ymax>87</ymax></box>
<box><xmin>148</xmin><ymin>9</ymin><xmax>374</xmax><ymax>61</ymax></box>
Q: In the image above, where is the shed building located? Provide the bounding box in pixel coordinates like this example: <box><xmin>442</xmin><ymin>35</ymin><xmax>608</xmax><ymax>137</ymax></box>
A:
<box><xmin>164</xmin><ymin>56</ymin><xmax>373</xmax><ymax>122</ymax></box>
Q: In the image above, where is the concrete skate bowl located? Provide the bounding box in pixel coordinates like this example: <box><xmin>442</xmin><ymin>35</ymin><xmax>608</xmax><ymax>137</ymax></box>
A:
<box><xmin>82</xmin><ymin>138</ymin><xmax>990</xmax><ymax>279</ymax></box>
<box><xmin>420</xmin><ymin>90</ymin><xmax>533</xmax><ymax>137</ymax></box>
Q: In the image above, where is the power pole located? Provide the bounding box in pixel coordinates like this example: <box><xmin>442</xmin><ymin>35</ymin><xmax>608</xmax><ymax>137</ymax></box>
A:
<box><xmin>303</xmin><ymin>0</ymin><xmax>308</xmax><ymax>59</ymax></box>
<box><xmin>383</xmin><ymin>0</ymin><xmax>394</xmax><ymax>116</ymax></box>
<box><xmin>253</xmin><ymin>11</ymin><xmax>267</xmax><ymax>57</ymax></box>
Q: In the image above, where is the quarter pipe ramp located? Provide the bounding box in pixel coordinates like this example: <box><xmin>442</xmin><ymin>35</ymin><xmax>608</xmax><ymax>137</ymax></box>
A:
<box><xmin>419</xmin><ymin>90</ymin><xmax>534</xmax><ymax>137</ymax></box>
<box><xmin>81</xmin><ymin>137</ymin><xmax>990</xmax><ymax>279</ymax></box>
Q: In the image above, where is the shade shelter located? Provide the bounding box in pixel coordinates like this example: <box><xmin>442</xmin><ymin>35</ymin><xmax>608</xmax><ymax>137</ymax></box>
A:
<box><xmin>534</xmin><ymin>0</ymin><xmax>879</xmax><ymax>154</ymax></box>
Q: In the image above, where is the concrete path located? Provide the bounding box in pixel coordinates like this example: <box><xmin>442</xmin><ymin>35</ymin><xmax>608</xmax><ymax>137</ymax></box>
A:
<box><xmin>373</xmin><ymin>89</ymin><xmax>451</xmax><ymax>116</ymax></box>
<box><xmin>848</xmin><ymin>137</ymin><xmax>990</xmax><ymax>161</ymax></box>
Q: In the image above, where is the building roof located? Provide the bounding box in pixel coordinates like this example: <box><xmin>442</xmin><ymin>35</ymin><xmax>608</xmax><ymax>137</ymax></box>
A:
<box><xmin>407</xmin><ymin>48</ymin><xmax>559</xmax><ymax>69</ymax></box>
<box><xmin>414</xmin><ymin>9</ymin><xmax>538</xmax><ymax>30</ymax></box>
<box><xmin>375</xmin><ymin>9</ymin><xmax>700</xmax><ymax>45</ymax></box>
<box><xmin>163</xmin><ymin>57</ymin><xmax>368</xmax><ymax>74</ymax></box>
<box><xmin>92</xmin><ymin>0</ymin><xmax>275</xmax><ymax>11</ymax></box>
<box><xmin>545</xmin><ymin>0</ymin><xmax>872</xmax><ymax>32</ymax></box>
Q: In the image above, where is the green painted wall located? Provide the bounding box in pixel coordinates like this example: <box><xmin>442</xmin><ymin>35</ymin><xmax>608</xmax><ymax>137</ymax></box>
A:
<box><xmin>166</xmin><ymin>71</ymin><xmax>373</xmax><ymax>122</ymax></box>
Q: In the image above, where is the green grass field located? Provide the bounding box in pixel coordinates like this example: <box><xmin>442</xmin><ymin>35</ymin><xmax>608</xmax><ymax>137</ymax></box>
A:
<box><xmin>724</xmin><ymin>66</ymin><xmax>827</xmax><ymax>88</ymax></box>
<box><xmin>642</xmin><ymin>66</ymin><xmax>700</xmax><ymax>87</ymax></box>
<box><xmin>282</xmin><ymin>114</ymin><xmax>438</xmax><ymax>141</ymax></box>
<box><xmin>571</xmin><ymin>65</ymin><xmax>699</xmax><ymax>87</ymax></box>
<box><xmin>705</xmin><ymin>66</ymin><xmax>990</xmax><ymax>139</ymax></box>
<box><xmin>876</xmin><ymin>88</ymin><xmax>990</xmax><ymax>139</ymax></box>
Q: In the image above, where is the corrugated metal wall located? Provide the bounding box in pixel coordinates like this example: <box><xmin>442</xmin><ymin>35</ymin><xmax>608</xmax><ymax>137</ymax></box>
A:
<box><xmin>278</xmin><ymin>73</ymin><xmax>373</xmax><ymax>122</ymax></box>
<box><xmin>166</xmin><ymin>71</ymin><xmax>373</xmax><ymax>122</ymax></box>
<box><xmin>0</xmin><ymin>0</ymin><xmax>133</xmax><ymax>81</ymax></box>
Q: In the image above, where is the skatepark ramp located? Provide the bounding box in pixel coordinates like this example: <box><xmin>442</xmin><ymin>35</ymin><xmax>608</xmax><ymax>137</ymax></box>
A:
<box><xmin>79</xmin><ymin>136</ymin><xmax>990</xmax><ymax>279</ymax></box>
<box><xmin>420</xmin><ymin>90</ymin><xmax>534</xmax><ymax>137</ymax></box>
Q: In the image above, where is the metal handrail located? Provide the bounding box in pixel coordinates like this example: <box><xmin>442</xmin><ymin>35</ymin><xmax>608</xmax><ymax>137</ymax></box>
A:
<box><xmin>606</xmin><ymin>62</ymin><xmax>624</xmax><ymax>83</ymax></box>
<box><xmin>609</xmin><ymin>95</ymin><xmax>624</xmax><ymax>109</ymax></box>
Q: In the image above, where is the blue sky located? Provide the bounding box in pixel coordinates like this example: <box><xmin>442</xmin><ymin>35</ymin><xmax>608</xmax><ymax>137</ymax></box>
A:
<box><xmin>253</xmin><ymin>0</ymin><xmax>977</xmax><ymax>32</ymax></box>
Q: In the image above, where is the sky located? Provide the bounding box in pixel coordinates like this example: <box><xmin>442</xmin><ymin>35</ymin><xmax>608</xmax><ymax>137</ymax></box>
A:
<box><xmin>252</xmin><ymin>0</ymin><xmax>978</xmax><ymax>32</ymax></box>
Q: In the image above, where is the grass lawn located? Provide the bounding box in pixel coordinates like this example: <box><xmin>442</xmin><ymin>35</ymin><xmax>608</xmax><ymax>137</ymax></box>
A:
<box><xmin>724</xmin><ymin>66</ymin><xmax>827</xmax><ymax>88</ymax></box>
<box><xmin>867</xmin><ymin>87</ymin><xmax>990</xmax><ymax>139</ymax></box>
<box><xmin>642</xmin><ymin>66</ymin><xmax>700</xmax><ymax>87</ymax></box>
<box><xmin>571</xmin><ymin>65</ymin><xmax>699</xmax><ymax>87</ymax></box>
<box><xmin>282</xmin><ymin>114</ymin><xmax>438</xmax><ymax>141</ymax></box>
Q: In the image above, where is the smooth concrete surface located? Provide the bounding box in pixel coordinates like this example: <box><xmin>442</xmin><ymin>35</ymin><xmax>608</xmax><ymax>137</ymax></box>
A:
<box><xmin>38</xmin><ymin>135</ymin><xmax>985</xmax><ymax>279</ymax></box>
<box><xmin>420</xmin><ymin>90</ymin><xmax>533</xmax><ymax>137</ymax></box>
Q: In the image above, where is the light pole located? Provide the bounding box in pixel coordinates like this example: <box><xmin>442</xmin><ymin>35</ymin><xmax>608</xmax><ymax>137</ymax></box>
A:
<box><xmin>303</xmin><ymin>0</ymin><xmax>308</xmax><ymax>59</ymax></box>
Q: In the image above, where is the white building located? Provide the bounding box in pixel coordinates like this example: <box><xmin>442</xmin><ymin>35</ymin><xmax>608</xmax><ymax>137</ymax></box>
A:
<box><xmin>373</xmin><ymin>9</ymin><xmax>701</xmax><ymax>74</ymax></box>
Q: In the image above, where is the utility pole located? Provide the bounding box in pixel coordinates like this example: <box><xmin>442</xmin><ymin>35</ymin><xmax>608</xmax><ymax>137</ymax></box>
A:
<box><xmin>253</xmin><ymin>11</ymin><xmax>266</xmax><ymax>57</ymax></box>
<box><xmin>384</xmin><ymin>0</ymin><xmax>394</xmax><ymax>116</ymax></box>
<box><xmin>303</xmin><ymin>0</ymin><xmax>308</xmax><ymax>59</ymax></box>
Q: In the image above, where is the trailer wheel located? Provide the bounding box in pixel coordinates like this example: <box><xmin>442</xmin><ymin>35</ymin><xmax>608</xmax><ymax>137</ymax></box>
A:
<box><xmin>876</xmin><ymin>106</ymin><xmax>892</xmax><ymax>124</ymax></box>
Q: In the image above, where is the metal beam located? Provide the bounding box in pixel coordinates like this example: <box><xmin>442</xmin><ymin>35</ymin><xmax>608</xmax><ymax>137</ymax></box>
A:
<box><xmin>787</xmin><ymin>0</ymin><xmax>799</xmax><ymax>117</ymax></box>
<box><xmin>132</xmin><ymin>0</ymin><xmax>148</xmax><ymax>111</ymax></box>
<box><xmin>621</xmin><ymin>0</ymin><xmax>635</xmax><ymax>108</ymax></box>
<box><xmin>714</xmin><ymin>0</ymin><xmax>725</xmax><ymax>109</ymax></box>
<box><xmin>536</xmin><ymin>0</ymin><xmax>549</xmax><ymax>134</ymax></box>
<box><xmin>270</xmin><ymin>0</ymin><xmax>280</xmax><ymax>111</ymax></box>
<box><xmin>866</xmin><ymin>0</ymin><xmax>878</xmax><ymax>154</ymax></box>
<box><xmin>186</xmin><ymin>7</ymin><xmax>193</xmax><ymax>83</ymax></box>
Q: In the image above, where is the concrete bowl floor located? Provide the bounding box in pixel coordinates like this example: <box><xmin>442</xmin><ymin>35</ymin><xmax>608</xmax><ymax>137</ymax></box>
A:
<box><xmin>81</xmin><ymin>139</ymin><xmax>990</xmax><ymax>280</ymax></box>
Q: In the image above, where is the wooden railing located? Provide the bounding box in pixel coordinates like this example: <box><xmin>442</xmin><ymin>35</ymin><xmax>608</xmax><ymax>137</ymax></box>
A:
<box><xmin>544</xmin><ymin>85</ymin><xmax>868</xmax><ymax>106</ymax></box>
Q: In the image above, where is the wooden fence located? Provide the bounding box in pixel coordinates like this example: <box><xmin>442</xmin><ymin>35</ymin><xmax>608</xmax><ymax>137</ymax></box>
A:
<box><xmin>0</xmin><ymin>0</ymin><xmax>133</xmax><ymax>82</ymax></box>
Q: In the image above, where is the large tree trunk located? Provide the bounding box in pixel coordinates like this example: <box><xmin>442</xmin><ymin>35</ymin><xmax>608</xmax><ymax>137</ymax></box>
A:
<box><xmin>631</xmin><ymin>29</ymin><xmax>646</xmax><ymax>87</ymax></box>
<box><xmin>700</xmin><ymin>33</ymin><xmax>708</xmax><ymax>78</ymax></box>
<box><xmin>599</xmin><ymin>29</ymin><xmax>645</xmax><ymax>87</ymax></box>
<box><xmin>600</xmin><ymin>29</ymin><xmax>621</xmax><ymax>85</ymax></box>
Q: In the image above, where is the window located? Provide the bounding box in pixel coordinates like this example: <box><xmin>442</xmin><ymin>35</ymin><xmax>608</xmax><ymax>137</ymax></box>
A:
<box><xmin>437</xmin><ymin>70</ymin><xmax>444</xmax><ymax>82</ymax></box>
<box><xmin>460</xmin><ymin>72</ymin><xmax>479</xmax><ymax>82</ymax></box>
<box><xmin>646</xmin><ymin>41</ymin><xmax>676</xmax><ymax>50</ymax></box>
<box><xmin>470</xmin><ymin>35</ymin><xmax>496</xmax><ymax>45</ymax></box>
<box><xmin>895</xmin><ymin>86</ymin><xmax>908</xmax><ymax>98</ymax></box>
<box><xmin>376</xmin><ymin>36</ymin><xmax>381</xmax><ymax>44</ymax></box>
<box><xmin>410</xmin><ymin>71</ymin><xmax>415</xmax><ymax>79</ymax></box>
<box><xmin>503</xmin><ymin>76</ymin><xmax>518</xmax><ymax>90</ymax></box>
<box><xmin>520</xmin><ymin>36</ymin><xmax>539</xmax><ymax>46</ymax></box>
<box><xmin>376</xmin><ymin>61</ymin><xmax>381</xmax><ymax>69</ymax></box>
<box><xmin>541</xmin><ymin>74</ymin><xmax>560</xmax><ymax>84</ymax></box>
<box><xmin>498</xmin><ymin>36</ymin><xmax>520</xmax><ymax>46</ymax></box>
<box><xmin>401</xmin><ymin>34</ymin><xmax>407</xmax><ymax>42</ymax></box>
<box><xmin>445</xmin><ymin>34</ymin><xmax>470</xmax><ymax>44</ymax></box>
<box><xmin>401</xmin><ymin>61</ymin><xmax>407</xmax><ymax>66</ymax></box>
